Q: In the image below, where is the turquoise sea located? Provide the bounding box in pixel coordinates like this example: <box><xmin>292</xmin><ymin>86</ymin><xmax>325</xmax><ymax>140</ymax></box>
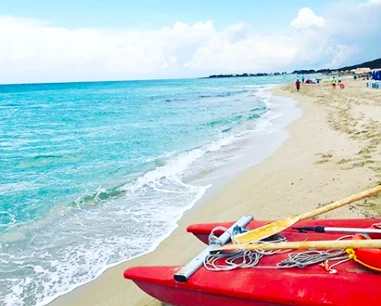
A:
<box><xmin>0</xmin><ymin>76</ymin><xmax>301</xmax><ymax>305</ymax></box>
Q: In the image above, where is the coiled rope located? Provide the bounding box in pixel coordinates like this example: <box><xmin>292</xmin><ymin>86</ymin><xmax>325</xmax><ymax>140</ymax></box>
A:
<box><xmin>204</xmin><ymin>226</ymin><xmax>352</xmax><ymax>273</ymax></box>
<box><xmin>204</xmin><ymin>226</ymin><xmax>288</xmax><ymax>271</ymax></box>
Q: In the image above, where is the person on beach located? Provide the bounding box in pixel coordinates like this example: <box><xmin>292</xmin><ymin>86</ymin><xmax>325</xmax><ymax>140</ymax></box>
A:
<box><xmin>295</xmin><ymin>78</ymin><xmax>301</xmax><ymax>92</ymax></box>
<box><xmin>332</xmin><ymin>76</ymin><xmax>336</xmax><ymax>88</ymax></box>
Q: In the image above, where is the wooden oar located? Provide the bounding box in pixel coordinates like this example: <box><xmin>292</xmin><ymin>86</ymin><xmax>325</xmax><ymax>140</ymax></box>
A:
<box><xmin>212</xmin><ymin>239</ymin><xmax>381</xmax><ymax>252</ymax></box>
<box><xmin>231</xmin><ymin>185</ymin><xmax>381</xmax><ymax>245</ymax></box>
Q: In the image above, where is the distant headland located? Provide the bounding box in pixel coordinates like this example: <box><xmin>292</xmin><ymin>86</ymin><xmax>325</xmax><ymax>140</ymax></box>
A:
<box><xmin>205</xmin><ymin>57</ymin><xmax>381</xmax><ymax>78</ymax></box>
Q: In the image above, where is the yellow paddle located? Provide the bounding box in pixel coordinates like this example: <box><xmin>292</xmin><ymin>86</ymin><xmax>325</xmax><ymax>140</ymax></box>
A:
<box><xmin>230</xmin><ymin>185</ymin><xmax>381</xmax><ymax>245</ymax></box>
<box><xmin>214</xmin><ymin>239</ymin><xmax>381</xmax><ymax>252</ymax></box>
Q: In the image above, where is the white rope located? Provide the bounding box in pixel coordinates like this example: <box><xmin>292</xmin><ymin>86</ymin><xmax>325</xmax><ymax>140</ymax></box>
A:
<box><xmin>208</xmin><ymin>226</ymin><xmax>231</xmax><ymax>245</ymax></box>
<box><xmin>204</xmin><ymin>226</ymin><xmax>353</xmax><ymax>272</ymax></box>
<box><xmin>276</xmin><ymin>249</ymin><xmax>347</xmax><ymax>269</ymax></box>
<box><xmin>204</xmin><ymin>226</ymin><xmax>288</xmax><ymax>271</ymax></box>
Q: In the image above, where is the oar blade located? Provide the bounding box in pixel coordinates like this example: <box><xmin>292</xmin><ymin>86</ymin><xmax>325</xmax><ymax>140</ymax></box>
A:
<box><xmin>233</xmin><ymin>185</ymin><xmax>381</xmax><ymax>245</ymax></box>
<box><xmin>233</xmin><ymin>216</ymin><xmax>300</xmax><ymax>244</ymax></box>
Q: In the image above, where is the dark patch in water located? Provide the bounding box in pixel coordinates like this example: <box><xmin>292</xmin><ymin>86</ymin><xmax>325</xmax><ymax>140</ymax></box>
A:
<box><xmin>33</xmin><ymin>155</ymin><xmax>62</xmax><ymax>160</ymax></box>
<box><xmin>154</xmin><ymin>158</ymin><xmax>167</xmax><ymax>167</ymax></box>
<box><xmin>247</xmin><ymin>113</ymin><xmax>260</xmax><ymax>120</ymax></box>
<box><xmin>250</xmin><ymin>106</ymin><xmax>267</xmax><ymax>113</ymax></box>
<box><xmin>73</xmin><ymin>185</ymin><xmax>125</xmax><ymax>207</ymax></box>
<box><xmin>199</xmin><ymin>90</ymin><xmax>248</xmax><ymax>99</ymax></box>
<box><xmin>18</xmin><ymin>154</ymin><xmax>80</xmax><ymax>169</ymax></box>
<box><xmin>208</xmin><ymin>114</ymin><xmax>244</xmax><ymax>128</ymax></box>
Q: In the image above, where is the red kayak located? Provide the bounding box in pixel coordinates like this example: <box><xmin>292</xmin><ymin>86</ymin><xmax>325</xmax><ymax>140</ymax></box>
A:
<box><xmin>124</xmin><ymin>219</ymin><xmax>381</xmax><ymax>306</ymax></box>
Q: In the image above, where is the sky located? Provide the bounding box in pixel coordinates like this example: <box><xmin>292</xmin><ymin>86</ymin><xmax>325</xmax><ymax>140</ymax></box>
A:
<box><xmin>0</xmin><ymin>0</ymin><xmax>380</xmax><ymax>83</ymax></box>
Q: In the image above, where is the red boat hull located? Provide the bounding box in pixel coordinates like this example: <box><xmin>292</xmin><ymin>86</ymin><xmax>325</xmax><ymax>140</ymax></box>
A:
<box><xmin>124</xmin><ymin>219</ymin><xmax>381</xmax><ymax>306</ymax></box>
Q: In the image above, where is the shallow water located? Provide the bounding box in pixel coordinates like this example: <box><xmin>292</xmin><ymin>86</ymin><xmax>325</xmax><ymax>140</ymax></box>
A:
<box><xmin>0</xmin><ymin>75</ymin><xmax>300</xmax><ymax>305</ymax></box>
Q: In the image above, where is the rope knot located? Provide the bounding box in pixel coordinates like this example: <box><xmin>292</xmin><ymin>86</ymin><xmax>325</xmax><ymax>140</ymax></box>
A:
<box><xmin>346</xmin><ymin>248</ymin><xmax>357</xmax><ymax>260</ymax></box>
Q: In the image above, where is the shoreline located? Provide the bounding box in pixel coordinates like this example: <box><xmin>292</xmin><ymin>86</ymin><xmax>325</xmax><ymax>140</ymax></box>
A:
<box><xmin>46</xmin><ymin>84</ymin><xmax>301</xmax><ymax>306</ymax></box>
<box><xmin>50</xmin><ymin>79</ymin><xmax>381</xmax><ymax>306</ymax></box>
<box><xmin>192</xmin><ymin>86</ymin><xmax>301</xmax><ymax>204</ymax></box>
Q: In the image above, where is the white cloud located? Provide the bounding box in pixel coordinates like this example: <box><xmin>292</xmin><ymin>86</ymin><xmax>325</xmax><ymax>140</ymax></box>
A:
<box><xmin>359</xmin><ymin>0</ymin><xmax>381</xmax><ymax>6</ymax></box>
<box><xmin>0</xmin><ymin>17</ymin><xmax>215</xmax><ymax>83</ymax></box>
<box><xmin>324</xmin><ymin>45</ymin><xmax>352</xmax><ymax>67</ymax></box>
<box><xmin>290</xmin><ymin>8</ymin><xmax>325</xmax><ymax>30</ymax></box>
<box><xmin>185</xmin><ymin>33</ymin><xmax>297</xmax><ymax>72</ymax></box>
<box><xmin>0</xmin><ymin>1</ymin><xmax>380</xmax><ymax>84</ymax></box>
<box><xmin>287</xmin><ymin>2</ymin><xmax>381</xmax><ymax>69</ymax></box>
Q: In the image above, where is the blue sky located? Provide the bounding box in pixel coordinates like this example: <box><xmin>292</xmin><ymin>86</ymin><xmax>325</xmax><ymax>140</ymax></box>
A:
<box><xmin>0</xmin><ymin>0</ymin><xmax>379</xmax><ymax>83</ymax></box>
<box><xmin>0</xmin><ymin>0</ymin><xmax>332</xmax><ymax>29</ymax></box>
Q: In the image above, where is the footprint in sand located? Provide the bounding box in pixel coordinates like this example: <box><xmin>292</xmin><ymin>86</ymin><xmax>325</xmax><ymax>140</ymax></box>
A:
<box><xmin>337</xmin><ymin>158</ymin><xmax>353</xmax><ymax>165</ymax></box>
<box><xmin>315</xmin><ymin>152</ymin><xmax>333</xmax><ymax>164</ymax></box>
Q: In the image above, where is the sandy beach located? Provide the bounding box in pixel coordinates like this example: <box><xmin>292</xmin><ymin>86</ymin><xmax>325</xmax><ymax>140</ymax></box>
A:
<box><xmin>50</xmin><ymin>78</ymin><xmax>381</xmax><ymax>306</ymax></box>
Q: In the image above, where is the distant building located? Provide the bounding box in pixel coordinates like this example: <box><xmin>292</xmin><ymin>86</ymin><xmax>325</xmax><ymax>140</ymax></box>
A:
<box><xmin>351</xmin><ymin>68</ymin><xmax>371</xmax><ymax>74</ymax></box>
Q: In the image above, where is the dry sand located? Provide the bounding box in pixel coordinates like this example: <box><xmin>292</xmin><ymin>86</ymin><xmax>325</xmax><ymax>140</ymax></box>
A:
<box><xmin>50</xmin><ymin>79</ymin><xmax>381</xmax><ymax>306</ymax></box>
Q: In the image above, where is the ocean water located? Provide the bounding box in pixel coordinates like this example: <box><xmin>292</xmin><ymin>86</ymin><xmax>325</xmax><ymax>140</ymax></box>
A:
<box><xmin>0</xmin><ymin>76</ymin><xmax>300</xmax><ymax>306</ymax></box>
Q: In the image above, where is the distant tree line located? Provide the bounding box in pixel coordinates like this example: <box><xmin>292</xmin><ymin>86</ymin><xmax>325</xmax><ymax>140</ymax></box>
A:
<box><xmin>292</xmin><ymin>58</ymin><xmax>381</xmax><ymax>74</ymax></box>
<box><xmin>206</xmin><ymin>57</ymin><xmax>381</xmax><ymax>78</ymax></box>
<box><xmin>292</xmin><ymin>69</ymin><xmax>332</xmax><ymax>74</ymax></box>
<box><xmin>208</xmin><ymin>72</ymin><xmax>288</xmax><ymax>78</ymax></box>
<box><xmin>336</xmin><ymin>58</ymin><xmax>381</xmax><ymax>71</ymax></box>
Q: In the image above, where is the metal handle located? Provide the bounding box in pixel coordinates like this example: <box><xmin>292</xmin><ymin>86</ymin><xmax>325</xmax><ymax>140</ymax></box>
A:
<box><xmin>174</xmin><ymin>215</ymin><xmax>253</xmax><ymax>282</ymax></box>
